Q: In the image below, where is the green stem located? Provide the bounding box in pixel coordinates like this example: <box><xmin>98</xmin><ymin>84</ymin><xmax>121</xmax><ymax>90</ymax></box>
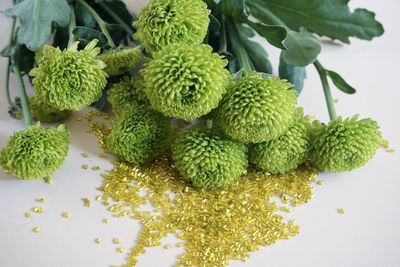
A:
<box><xmin>98</xmin><ymin>2</ymin><xmax>135</xmax><ymax>36</ymax></box>
<box><xmin>4</xmin><ymin>18</ymin><xmax>17</xmax><ymax>106</ymax></box>
<box><xmin>205</xmin><ymin>119</ymin><xmax>213</xmax><ymax>129</ymax></box>
<box><xmin>67</xmin><ymin>5</ymin><xmax>77</xmax><ymax>47</ymax></box>
<box><xmin>227</xmin><ymin>19</ymin><xmax>253</xmax><ymax>75</ymax></box>
<box><xmin>218</xmin><ymin>15</ymin><xmax>228</xmax><ymax>54</ymax></box>
<box><xmin>76</xmin><ymin>0</ymin><xmax>116</xmax><ymax>48</ymax></box>
<box><xmin>13</xmin><ymin>65</ymin><xmax>33</xmax><ymax>127</ymax></box>
<box><xmin>314</xmin><ymin>60</ymin><xmax>337</xmax><ymax>121</ymax></box>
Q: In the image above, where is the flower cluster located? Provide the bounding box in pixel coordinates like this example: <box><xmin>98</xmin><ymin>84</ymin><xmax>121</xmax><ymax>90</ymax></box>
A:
<box><xmin>29</xmin><ymin>96</ymin><xmax>71</xmax><ymax>123</ymax></box>
<box><xmin>172</xmin><ymin>126</ymin><xmax>248</xmax><ymax>189</ymax></box>
<box><xmin>0</xmin><ymin>123</ymin><xmax>69</xmax><ymax>180</ymax></box>
<box><xmin>133</xmin><ymin>0</ymin><xmax>210</xmax><ymax>53</ymax></box>
<box><xmin>98</xmin><ymin>46</ymin><xmax>142</xmax><ymax>76</ymax></box>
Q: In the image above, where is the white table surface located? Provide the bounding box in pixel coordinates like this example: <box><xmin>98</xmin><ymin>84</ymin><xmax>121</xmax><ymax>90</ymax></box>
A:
<box><xmin>0</xmin><ymin>1</ymin><xmax>399</xmax><ymax>267</ymax></box>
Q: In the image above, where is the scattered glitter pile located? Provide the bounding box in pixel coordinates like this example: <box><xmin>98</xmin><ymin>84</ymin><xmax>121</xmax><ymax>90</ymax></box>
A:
<box><xmin>87</xmin><ymin>111</ymin><xmax>319</xmax><ymax>266</ymax></box>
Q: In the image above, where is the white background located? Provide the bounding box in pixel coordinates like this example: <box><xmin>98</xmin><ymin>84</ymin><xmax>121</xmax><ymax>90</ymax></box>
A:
<box><xmin>0</xmin><ymin>0</ymin><xmax>399</xmax><ymax>266</ymax></box>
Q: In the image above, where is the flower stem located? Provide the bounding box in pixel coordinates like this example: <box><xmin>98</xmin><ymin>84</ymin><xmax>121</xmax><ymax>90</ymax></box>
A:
<box><xmin>218</xmin><ymin>15</ymin><xmax>228</xmax><ymax>54</ymax></box>
<box><xmin>314</xmin><ymin>60</ymin><xmax>337</xmax><ymax>121</ymax></box>
<box><xmin>67</xmin><ymin>5</ymin><xmax>77</xmax><ymax>47</ymax></box>
<box><xmin>226</xmin><ymin>18</ymin><xmax>253</xmax><ymax>75</ymax></box>
<box><xmin>76</xmin><ymin>0</ymin><xmax>116</xmax><ymax>48</ymax></box>
<box><xmin>13</xmin><ymin>65</ymin><xmax>33</xmax><ymax>127</ymax></box>
<box><xmin>4</xmin><ymin>17</ymin><xmax>17</xmax><ymax>106</ymax></box>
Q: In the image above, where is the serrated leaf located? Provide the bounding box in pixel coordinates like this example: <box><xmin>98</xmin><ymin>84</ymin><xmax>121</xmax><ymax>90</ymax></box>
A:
<box><xmin>326</xmin><ymin>69</ymin><xmax>356</xmax><ymax>94</ymax></box>
<box><xmin>73</xmin><ymin>27</ymin><xmax>108</xmax><ymax>48</ymax></box>
<box><xmin>2</xmin><ymin>0</ymin><xmax>70</xmax><ymax>52</ymax></box>
<box><xmin>217</xmin><ymin>0</ymin><xmax>248</xmax><ymax>21</ymax></box>
<box><xmin>279</xmin><ymin>53</ymin><xmax>306</xmax><ymax>95</ymax></box>
<box><xmin>247</xmin><ymin>0</ymin><xmax>384</xmax><ymax>43</ymax></box>
<box><xmin>282</xmin><ymin>30</ymin><xmax>321</xmax><ymax>66</ymax></box>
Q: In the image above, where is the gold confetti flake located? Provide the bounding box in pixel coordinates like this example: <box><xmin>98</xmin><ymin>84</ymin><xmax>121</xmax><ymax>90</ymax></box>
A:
<box><xmin>164</xmin><ymin>244</ymin><xmax>172</xmax><ymax>249</ymax></box>
<box><xmin>33</xmin><ymin>227</ymin><xmax>40</xmax><ymax>233</ymax></box>
<box><xmin>81</xmin><ymin>153</ymin><xmax>89</xmax><ymax>158</ymax></box>
<box><xmin>37</xmin><ymin>198</ymin><xmax>45</xmax><ymax>203</ymax></box>
<box><xmin>85</xmin><ymin>129</ymin><xmax>91</xmax><ymax>133</ymax></box>
<box><xmin>76</xmin><ymin>117</ymin><xmax>83</xmax><ymax>121</ymax></box>
<box><xmin>380</xmin><ymin>139</ymin><xmax>389</xmax><ymax>149</ymax></box>
<box><xmin>82</xmin><ymin>164</ymin><xmax>89</xmax><ymax>170</ymax></box>
<box><xmin>92</xmin><ymin>166</ymin><xmax>100</xmax><ymax>171</ymax></box>
<box><xmin>82</xmin><ymin>198</ymin><xmax>91</xmax><ymax>207</ymax></box>
<box><xmin>338</xmin><ymin>208</ymin><xmax>344</xmax><ymax>214</ymax></box>
<box><xmin>334</xmin><ymin>99</ymin><xmax>339</xmax><ymax>103</ymax></box>
<box><xmin>32</xmin><ymin>207</ymin><xmax>43</xmax><ymax>213</ymax></box>
<box><xmin>177</xmin><ymin>242</ymin><xmax>185</xmax><ymax>248</ymax></box>
<box><xmin>113</xmin><ymin>238</ymin><xmax>120</xmax><ymax>244</ymax></box>
<box><xmin>317</xmin><ymin>180</ymin><xmax>325</xmax><ymax>185</ymax></box>
<box><xmin>63</xmin><ymin>212</ymin><xmax>69</xmax><ymax>218</ymax></box>
<box><xmin>96</xmin><ymin>238</ymin><xmax>102</xmax><ymax>244</ymax></box>
<box><xmin>117</xmin><ymin>247</ymin><xmax>125</xmax><ymax>253</ymax></box>
<box><xmin>280</xmin><ymin>206</ymin><xmax>293</xmax><ymax>213</ymax></box>
<box><xmin>98</xmin><ymin>153</ymin><xmax>105</xmax><ymax>158</ymax></box>
<box><xmin>387</xmin><ymin>148</ymin><xmax>395</xmax><ymax>153</ymax></box>
<box><xmin>44</xmin><ymin>176</ymin><xmax>52</xmax><ymax>184</ymax></box>
<box><xmin>103</xmin><ymin>218</ymin><xmax>110</xmax><ymax>223</ymax></box>
<box><xmin>4</xmin><ymin>169</ymin><xmax>11</xmax><ymax>174</ymax></box>
<box><xmin>25</xmin><ymin>212</ymin><xmax>32</xmax><ymax>218</ymax></box>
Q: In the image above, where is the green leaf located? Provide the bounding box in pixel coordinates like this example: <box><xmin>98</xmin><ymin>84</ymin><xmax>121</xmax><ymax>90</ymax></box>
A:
<box><xmin>325</xmin><ymin>69</ymin><xmax>356</xmax><ymax>94</ymax></box>
<box><xmin>243</xmin><ymin>39</ymin><xmax>273</xmax><ymax>74</ymax></box>
<box><xmin>75</xmin><ymin>2</ymin><xmax>97</xmax><ymax>28</ymax></box>
<box><xmin>217</xmin><ymin>0</ymin><xmax>287</xmax><ymax>49</ymax></box>
<box><xmin>209</xmin><ymin>13</ymin><xmax>221</xmax><ymax>31</ymax></box>
<box><xmin>2</xmin><ymin>0</ymin><xmax>70</xmax><ymax>52</ymax></box>
<box><xmin>13</xmin><ymin>44</ymin><xmax>35</xmax><ymax>75</ymax></box>
<box><xmin>247</xmin><ymin>0</ymin><xmax>384</xmax><ymax>43</ymax></box>
<box><xmin>282</xmin><ymin>30</ymin><xmax>321</xmax><ymax>66</ymax></box>
<box><xmin>73</xmin><ymin>27</ymin><xmax>108</xmax><ymax>48</ymax></box>
<box><xmin>279</xmin><ymin>53</ymin><xmax>306</xmax><ymax>94</ymax></box>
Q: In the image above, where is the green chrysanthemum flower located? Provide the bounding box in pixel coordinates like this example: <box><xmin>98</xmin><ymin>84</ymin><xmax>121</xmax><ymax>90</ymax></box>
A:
<box><xmin>98</xmin><ymin>46</ymin><xmax>142</xmax><ymax>76</ymax></box>
<box><xmin>172</xmin><ymin>125</ymin><xmax>248</xmax><ymax>189</ymax></box>
<box><xmin>29</xmin><ymin>40</ymin><xmax>108</xmax><ymax>111</ymax></box>
<box><xmin>249</xmin><ymin>109</ymin><xmax>311</xmax><ymax>174</ymax></box>
<box><xmin>29</xmin><ymin>96</ymin><xmax>71</xmax><ymax>123</ymax></box>
<box><xmin>0</xmin><ymin>123</ymin><xmax>70</xmax><ymax>180</ymax></box>
<box><xmin>107</xmin><ymin>76</ymin><xmax>150</xmax><ymax>118</ymax></box>
<box><xmin>106</xmin><ymin>106</ymin><xmax>172</xmax><ymax>164</ymax></box>
<box><xmin>133</xmin><ymin>0</ymin><xmax>210</xmax><ymax>53</ymax></box>
<box><xmin>143</xmin><ymin>44</ymin><xmax>230</xmax><ymax>120</ymax></box>
<box><xmin>216</xmin><ymin>73</ymin><xmax>298</xmax><ymax>144</ymax></box>
<box><xmin>309</xmin><ymin>115</ymin><xmax>382</xmax><ymax>172</ymax></box>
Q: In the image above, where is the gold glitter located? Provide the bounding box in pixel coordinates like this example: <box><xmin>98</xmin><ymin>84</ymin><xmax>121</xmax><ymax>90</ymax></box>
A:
<box><xmin>118</xmin><ymin>247</ymin><xmax>125</xmax><ymax>253</ymax></box>
<box><xmin>334</xmin><ymin>99</ymin><xmax>339</xmax><ymax>103</ymax></box>
<box><xmin>44</xmin><ymin>176</ymin><xmax>52</xmax><ymax>184</ymax></box>
<box><xmin>83</xmin><ymin>198</ymin><xmax>91</xmax><ymax>207</ymax></box>
<box><xmin>380</xmin><ymin>139</ymin><xmax>389</xmax><ymax>148</ymax></box>
<box><xmin>81</xmin><ymin>153</ymin><xmax>89</xmax><ymax>158</ymax></box>
<box><xmin>33</xmin><ymin>227</ymin><xmax>40</xmax><ymax>233</ymax></box>
<box><xmin>164</xmin><ymin>244</ymin><xmax>172</xmax><ymax>249</ymax></box>
<box><xmin>32</xmin><ymin>207</ymin><xmax>43</xmax><ymax>213</ymax></box>
<box><xmin>38</xmin><ymin>198</ymin><xmax>44</xmax><ymax>203</ymax></box>
<box><xmin>387</xmin><ymin>148</ymin><xmax>395</xmax><ymax>153</ymax></box>
<box><xmin>63</xmin><ymin>212</ymin><xmax>69</xmax><ymax>218</ymax></box>
<box><xmin>76</xmin><ymin>117</ymin><xmax>83</xmax><ymax>121</ymax></box>
<box><xmin>280</xmin><ymin>206</ymin><xmax>293</xmax><ymax>213</ymax></box>
<box><xmin>82</xmin><ymin>164</ymin><xmax>89</xmax><ymax>170</ymax></box>
<box><xmin>98</xmin><ymin>153</ymin><xmax>105</xmax><ymax>158</ymax></box>
<box><xmin>96</xmin><ymin>195</ymin><xmax>102</xmax><ymax>201</ymax></box>
<box><xmin>104</xmin><ymin>218</ymin><xmax>110</xmax><ymax>223</ymax></box>
<box><xmin>90</xmin><ymin>113</ymin><xmax>319</xmax><ymax>266</ymax></box>
<box><xmin>25</xmin><ymin>212</ymin><xmax>32</xmax><ymax>218</ymax></box>
<box><xmin>92</xmin><ymin>166</ymin><xmax>100</xmax><ymax>171</ymax></box>
<box><xmin>96</xmin><ymin>238</ymin><xmax>102</xmax><ymax>244</ymax></box>
<box><xmin>85</xmin><ymin>129</ymin><xmax>91</xmax><ymax>133</ymax></box>
<box><xmin>338</xmin><ymin>208</ymin><xmax>344</xmax><ymax>214</ymax></box>
<box><xmin>4</xmin><ymin>169</ymin><xmax>11</xmax><ymax>174</ymax></box>
<box><xmin>317</xmin><ymin>180</ymin><xmax>325</xmax><ymax>185</ymax></box>
<box><xmin>113</xmin><ymin>238</ymin><xmax>120</xmax><ymax>244</ymax></box>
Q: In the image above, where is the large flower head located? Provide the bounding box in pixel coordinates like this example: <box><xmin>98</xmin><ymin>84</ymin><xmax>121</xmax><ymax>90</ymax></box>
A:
<box><xmin>172</xmin><ymin>125</ymin><xmax>248</xmax><ymax>189</ymax></box>
<box><xmin>249</xmin><ymin>108</ymin><xmax>311</xmax><ymax>174</ymax></box>
<box><xmin>106</xmin><ymin>106</ymin><xmax>172</xmax><ymax>164</ymax></box>
<box><xmin>29</xmin><ymin>96</ymin><xmax>71</xmax><ymax>123</ymax></box>
<box><xmin>107</xmin><ymin>76</ymin><xmax>150</xmax><ymax>118</ymax></box>
<box><xmin>0</xmin><ymin>123</ymin><xmax>70</xmax><ymax>180</ymax></box>
<box><xmin>143</xmin><ymin>44</ymin><xmax>230</xmax><ymax>120</ymax></box>
<box><xmin>98</xmin><ymin>46</ymin><xmax>142</xmax><ymax>76</ymax></box>
<box><xmin>29</xmin><ymin>40</ymin><xmax>108</xmax><ymax>111</ymax></box>
<box><xmin>309</xmin><ymin>115</ymin><xmax>382</xmax><ymax>172</ymax></box>
<box><xmin>133</xmin><ymin>0</ymin><xmax>210</xmax><ymax>53</ymax></box>
<box><xmin>216</xmin><ymin>73</ymin><xmax>298</xmax><ymax>143</ymax></box>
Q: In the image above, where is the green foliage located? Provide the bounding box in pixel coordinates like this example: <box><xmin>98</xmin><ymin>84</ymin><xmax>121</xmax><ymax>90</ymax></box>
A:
<box><xmin>282</xmin><ymin>29</ymin><xmax>321</xmax><ymax>66</ymax></box>
<box><xmin>172</xmin><ymin>125</ymin><xmax>248</xmax><ymax>189</ymax></box>
<box><xmin>143</xmin><ymin>44</ymin><xmax>230</xmax><ymax>120</ymax></box>
<box><xmin>73</xmin><ymin>27</ymin><xmax>108</xmax><ymax>48</ymax></box>
<box><xmin>2</xmin><ymin>0</ymin><xmax>70</xmax><ymax>52</ymax></box>
<box><xmin>29</xmin><ymin>96</ymin><xmax>71</xmax><ymax>123</ymax></box>
<box><xmin>325</xmin><ymin>69</ymin><xmax>356</xmax><ymax>94</ymax></box>
<box><xmin>0</xmin><ymin>123</ymin><xmax>70</xmax><ymax>180</ymax></box>
<box><xmin>310</xmin><ymin>115</ymin><xmax>382</xmax><ymax>172</ymax></box>
<box><xmin>279</xmin><ymin>53</ymin><xmax>306</xmax><ymax>94</ymax></box>
<box><xmin>216</xmin><ymin>73</ymin><xmax>297</xmax><ymax>143</ymax></box>
<box><xmin>29</xmin><ymin>40</ymin><xmax>108</xmax><ymax>111</ymax></box>
<box><xmin>133</xmin><ymin>0</ymin><xmax>210</xmax><ymax>53</ymax></box>
<box><xmin>249</xmin><ymin>109</ymin><xmax>311</xmax><ymax>174</ymax></box>
<box><xmin>98</xmin><ymin>46</ymin><xmax>141</xmax><ymax>76</ymax></box>
<box><xmin>106</xmin><ymin>106</ymin><xmax>172</xmax><ymax>164</ymax></box>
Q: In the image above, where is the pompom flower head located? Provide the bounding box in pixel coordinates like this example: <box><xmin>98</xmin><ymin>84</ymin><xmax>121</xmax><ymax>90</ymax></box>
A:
<box><xmin>0</xmin><ymin>123</ymin><xmax>70</xmax><ymax>180</ymax></box>
<box><xmin>249</xmin><ymin>108</ymin><xmax>311</xmax><ymax>174</ymax></box>
<box><xmin>98</xmin><ymin>46</ymin><xmax>142</xmax><ymax>76</ymax></box>
<box><xmin>143</xmin><ymin>44</ymin><xmax>230</xmax><ymax>120</ymax></box>
<box><xmin>29</xmin><ymin>40</ymin><xmax>108</xmax><ymax>111</ymax></box>
<box><xmin>107</xmin><ymin>76</ymin><xmax>150</xmax><ymax>118</ymax></box>
<box><xmin>172</xmin><ymin>125</ymin><xmax>248</xmax><ymax>189</ymax></box>
<box><xmin>106</xmin><ymin>106</ymin><xmax>172</xmax><ymax>164</ymax></box>
<box><xmin>216</xmin><ymin>73</ymin><xmax>297</xmax><ymax>143</ymax></box>
<box><xmin>133</xmin><ymin>0</ymin><xmax>210</xmax><ymax>53</ymax></box>
<box><xmin>29</xmin><ymin>96</ymin><xmax>71</xmax><ymax>123</ymax></box>
<box><xmin>309</xmin><ymin>115</ymin><xmax>382</xmax><ymax>172</ymax></box>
